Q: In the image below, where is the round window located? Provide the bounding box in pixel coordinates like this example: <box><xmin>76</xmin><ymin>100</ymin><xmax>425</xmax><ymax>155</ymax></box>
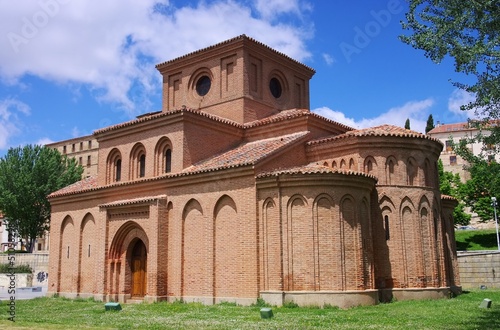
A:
<box><xmin>196</xmin><ymin>75</ymin><xmax>211</xmax><ymax>96</ymax></box>
<box><xmin>269</xmin><ymin>77</ymin><xmax>282</xmax><ymax>98</ymax></box>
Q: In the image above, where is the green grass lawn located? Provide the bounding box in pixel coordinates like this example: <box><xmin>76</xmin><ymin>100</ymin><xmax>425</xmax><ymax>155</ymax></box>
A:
<box><xmin>1</xmin><ymin>290</ymin><xmax>500</xmax><ymax>329</ymax></box>
<box><xmin>455</xmin><ymin>228</ymin><xmax>499</xmax><ymax>251</ymax></box>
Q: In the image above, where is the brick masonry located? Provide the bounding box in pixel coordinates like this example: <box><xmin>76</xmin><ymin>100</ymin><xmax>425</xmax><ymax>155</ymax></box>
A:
<box><xmin>46</xmin><ymin>35</ymin><xmax>461</xmax><ymax>308</ymax></box>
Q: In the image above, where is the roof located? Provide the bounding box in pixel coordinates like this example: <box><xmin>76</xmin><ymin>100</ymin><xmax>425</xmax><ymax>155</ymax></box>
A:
<box><xmin>243</xmin><ymin>108</ymin><xmax>354</xmax><ymax>132</ymax></box>
<box><xmin>256</xmin><ymin>163</ymin><xmax>377</xmax><ymax>181</ymax></box>
<box><xmin>99</xmin><ymin>195</ymin><xmax>167</xmax><ymax>208</ymax></box>
<box><xmin>155</xmin><ymin>35</ymin><xmax>315</xmax><ymax>74</ymax></box>
<box><xmin>308</xmin><ymin>124</ymin><xmax>440</xmax><ymax>145</ymax></box>
<box><xmin>94</xmin><ymin>107</ymin><xmax>242</xmax><ymax>135</ymax></box>
<box><xmin>427</xmin><ymin>122</ymin><xmax>470</xmax><ymax>134</ymax></box>
<box><xmin>48</xmin><ymin>132</ymin><xmax>310</xmax><ymax>198</ymax></box>
<box><xmin>48</xmin><ymin>176</ymin><xmax>98</xmax><ymax>198</ymax></box>
<box><xmin>427</xmin><ymin>120</ymin><xmax>500</xmax><ymax>134</ymax></box>
<box><xmin>95</xmin><ymin>107</ymin><xmax>354</xmax><ymax>136</ymax></box>
<box><xmin>182</xmin><ymin>131</ymin><xmax>310</xmax><ymax>173</ymax></box>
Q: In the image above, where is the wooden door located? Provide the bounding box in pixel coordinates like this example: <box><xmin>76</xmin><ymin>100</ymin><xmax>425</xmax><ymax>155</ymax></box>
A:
<box><xmin>131</xmin><ymin>240</ymin><xmax>147</xmax><ymax>297</ymax></box>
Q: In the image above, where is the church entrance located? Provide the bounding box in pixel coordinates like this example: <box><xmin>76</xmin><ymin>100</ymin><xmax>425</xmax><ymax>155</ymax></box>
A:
<box><xmin>130</xmin><ymin>239</ymin><xmax>147</xmax><ymax>297</ymax></box>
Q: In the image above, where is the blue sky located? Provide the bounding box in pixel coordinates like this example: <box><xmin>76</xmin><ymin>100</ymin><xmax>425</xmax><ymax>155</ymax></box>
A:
<box><xmin>0</xmin><ymin>0</ymin><xmax>477</xmax><ymax>157</ymax></box>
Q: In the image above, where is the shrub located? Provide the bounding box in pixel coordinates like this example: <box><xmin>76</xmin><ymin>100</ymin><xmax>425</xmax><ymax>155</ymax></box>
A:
<box><xmin>0</xmin><ymin>263</ymin><xmax>33</xmax><ymax>273</ymax></box>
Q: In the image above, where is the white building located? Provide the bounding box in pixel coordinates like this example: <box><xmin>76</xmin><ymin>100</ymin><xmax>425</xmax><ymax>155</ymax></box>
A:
<box><xmin>427</xmin><ymin>121</ymin><xmax>499</xmax><ymax>181</ymax></box>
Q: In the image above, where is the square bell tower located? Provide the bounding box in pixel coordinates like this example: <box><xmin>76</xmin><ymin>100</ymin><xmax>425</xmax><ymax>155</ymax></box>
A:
<box><xmin>155</xmin><ymin>35</ymin><xmax>315</xmax><ymax>124</ymax></box>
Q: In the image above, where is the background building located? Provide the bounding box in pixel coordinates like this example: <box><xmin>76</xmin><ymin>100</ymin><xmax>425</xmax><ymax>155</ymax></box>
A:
<box><xmin>428</xmin><ymin>121</ymin><xmax>500</xmax><ymax>181</ymax></box>
<box><xmin>46</xmin><ymin>135</ymin><xmax>99</xmax><ymax>178</ymax></box>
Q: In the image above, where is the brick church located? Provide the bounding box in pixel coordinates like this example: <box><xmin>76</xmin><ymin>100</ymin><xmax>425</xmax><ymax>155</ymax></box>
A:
<box><xmin>47</xmin><ymin>35</ymin><xmax>461</xmax><ymax>308</ymax></box>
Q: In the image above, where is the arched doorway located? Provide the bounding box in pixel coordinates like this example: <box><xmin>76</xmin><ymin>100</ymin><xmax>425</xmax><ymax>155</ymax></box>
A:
<box><xmin>130</xmin><ymin>239</ymin><xmax>147</xmax><ymax>297</ymax></box>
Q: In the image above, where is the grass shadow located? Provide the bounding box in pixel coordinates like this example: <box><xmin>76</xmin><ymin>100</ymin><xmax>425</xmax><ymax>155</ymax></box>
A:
<box><xmin>456</xmin><ymin>230</ymin><xmax>499</xmax><ymax>251</ymax></box>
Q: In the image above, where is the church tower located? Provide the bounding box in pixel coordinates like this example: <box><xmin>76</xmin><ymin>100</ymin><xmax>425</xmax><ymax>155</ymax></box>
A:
<box><xmin>155</xmin><ymin>35</ymin><xmax>315</xmax><ymax>124</ymax></box>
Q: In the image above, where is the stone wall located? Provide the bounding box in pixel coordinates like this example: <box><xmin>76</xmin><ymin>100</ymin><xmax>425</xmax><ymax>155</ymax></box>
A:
<box><xmin>457</xmin><ymin>251</ymin><xmax>500</xmax><ymax>289</ymax></box>
<box><xmin>0</xmin><ymin>253</ymin><xmax>49</xmax><ymax>287</ymax></box>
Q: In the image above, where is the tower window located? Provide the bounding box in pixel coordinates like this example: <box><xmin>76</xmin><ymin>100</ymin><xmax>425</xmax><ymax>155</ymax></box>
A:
<box><xmin>269</xmin><ymin>77</ymin><xmax>282</xmax><ymax>98</ymax></box>
<box><xmin>196</xmin><ymin>75</ymin><xmax>211</xmax><ymax>96</ymax></box>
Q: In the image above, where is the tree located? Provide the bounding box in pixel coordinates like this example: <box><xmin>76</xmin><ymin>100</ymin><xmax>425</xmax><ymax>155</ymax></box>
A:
<box><xmin>401</xmin><ymin>1</ymin><xmax>500</xmax><ymax>222</ymax></box>
<box><xmin>437</xmin><ymin>159</ymin><xmax>471</xmax><ymax>226</ymax></box>
<box><xmin>425</xmin><ymin>114</ymin><xmax>435</xmax><ymax>134</ymax></box>
<box><xmin>401</xmin><ymin>1</ymin><xmax>500</xmax><ymax>124</ymax></box>
<box><xmin>404</xmin><ymin>118</ymin><xmax>411</xmax><ymax>129</ymax></box>
<box><xmin>0</xmin><ymin>145</ymin><xmax>83</xmax><ymax>252</ymax></box>
<box><xmin>453</xmin><ymin>140</ymin><xmax>500</xmax><ymax>222</ymax></box>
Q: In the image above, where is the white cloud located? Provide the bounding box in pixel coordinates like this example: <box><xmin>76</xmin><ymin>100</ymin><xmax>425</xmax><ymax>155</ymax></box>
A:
<box><xmin>254</xmin><ymin>0</ymin><xmax>311</xmax><ymax>20</ymax></box>
<box><xmin>448</xmin><ymin>89</ymin><xmax>478</xmax><ymax>119</ymax></box>
<box><xmin>0</xmin><ymin>0</ymin><xmax>313</xmax><ymax>116</ymax></box>
<box><xmin>37</xmin><ymin>137</ymin><xmax>55</xmax><ymax>146</ymax></box>
<box><xmin>0</xmin><ymin>98</ymin><xmax>31</xmax><ymax>149</ymax></box>
<box><xmin>322</xmin><ymin>53</ymin><xmax>336</xmax><ymax>66</ymax></box>
<box><xmin>313</xmin><ymin>98</ymin><xmax>435</xmax><ymax>133</ymax></box>
<box><xmin>313</xmin><ymin>107</ymin><xmax>357</xmax><ymax>127</ymax></box>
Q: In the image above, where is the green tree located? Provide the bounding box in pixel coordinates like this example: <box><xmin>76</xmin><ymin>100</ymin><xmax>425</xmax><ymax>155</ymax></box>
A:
<box><xmin>404</xmin><ymin>118</ymin><xmax>411</xmax><ymax>129</ymax></box>
<box><xmin>425</xmin><ymin>114</ymin><xmax>435</xmax><ymax>134</ymax></box>
<box><xmin>437</xmin><ymin>159</ymin><xmax>471</xmax><ymax>226</ymax></box>
<box><xmin>401</xmin><ymin>1</ymin><xmax>500</xmax><ymax>124</ymax></box>
<box><xmin>0</xmin><ymin>145</ymin><xmax>83</xmax><ymax>252</ymax></box>
<box><xmin>452</xmin><ymin>140</ymin><xmax>500</xmax><ymax>222</ymax></box>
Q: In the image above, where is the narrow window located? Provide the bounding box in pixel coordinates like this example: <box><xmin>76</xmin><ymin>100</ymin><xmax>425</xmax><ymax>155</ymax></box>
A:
<box><xmin>88</xmin><ymin>244</ymin><xmax>91</xmax><ymax>257</ymax></box>
<box><xmin>434</xmin><ymin>217</ymin><xmax>439</xmax><ymax>241</ymax></box>
<box><xmin>67</xmin><ymin>246</ymin><xmax>70</xmax><ymax>258</ymax></box>
<box><xmin>79</xmin><ymin>157</ymin><xmax>82</xmax><ymax>166</ymax></box>
<box><xmin>165</xmin><ymin>149</ymin><xmax>172</xmax><ymax>173</ymax></box>
<box><xmin>88</xmin><ymin>140</ymin><xmax>92</xmax><ymax>149</ymax></box>
<box><xmin>139</xmin><ymin>154</ymin><xmax>146</xmax><ymax>177</ymax></box>
<box><xmin>384</xmin><ymin>215</ymin><xmax>390</xmax><ymax>240</ymax></box>
<box><xmin>115</xmin><ymin>159</ymin><xmax>122</xmax><ymax>182</ymax></box>
<box><xmin>80</xmin><ymin>142</ymin><xmax>83</xmax><ymax>151</ymax></box>
<box><xmin>63</xmin><ymin>146</ymin><xmax>67</xmax><ymax>154</ymax></box>
<box><xmin>87</xmin><ymin>155</ymin><xmax>91</xmax><ymax>166</ymax></box>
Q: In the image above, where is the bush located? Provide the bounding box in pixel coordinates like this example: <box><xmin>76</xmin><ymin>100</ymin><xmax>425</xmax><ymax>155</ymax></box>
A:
<box><xmin>0</xmin><ymin>263</ymin><xmax>33</xmax><ymax>273</ymax></box>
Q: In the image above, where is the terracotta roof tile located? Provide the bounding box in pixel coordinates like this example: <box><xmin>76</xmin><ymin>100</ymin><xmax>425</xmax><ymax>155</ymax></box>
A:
<box><xmin>99</xmin><ymin>195</ymin><xmax>167</xmax><ymax>208</ymax></box>
<box><xmin>256</xmin><ymin>163</ymin><xmax>377</xmax><ymax>181</ymax></box>
<box><xmin>155</xmin><ymin>35</ymin><xmax>315</xmax><ymax>74</ymax></box>
<box><xmin>243</xmin><ymin>108</ymin><xmax>354</xmax><ymax>131</ymax></box>
<box><xmin>307</xmin><ymin>124</ymin><xmax>440</xmax><ymax>145</ymax></box>
<box><xmin>441</xmin><ymin>194</ymin><xmax>458</xmax><ymax>201</ymax></box>
<box><xmin>182</xmin><ymin>131</ymin><xmax>310</xmax><ymax>173</ymax></box>
<box><xmin>427</xmin><ymin>120</ymin><xmax>500</xmax><ymax>134</ymax></box>
<box><xmin>94</xmin><ymin>107</ymin><xmax>242</xmax><ymax>135</ymax></box>
<box><xmin>48</xmin><ymin>176</ymin><xmax>98</xmax><ymax>198</ymax></box>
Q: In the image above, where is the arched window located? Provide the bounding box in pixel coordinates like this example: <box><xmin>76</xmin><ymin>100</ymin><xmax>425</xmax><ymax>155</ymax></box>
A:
<box><xmin>364</xmin><ymin>157</ymin><xmax>376</xmax><ymax>174</ymax></box>
<box><xmin>386</xmin><ymin>156</ymin><xmax>396</xmax><ymax>185</ymax></box>
<box><xmin>139</xmin><ymin>154</ymin><xmax>146</xmax><ymax>178</ymax></box>
<box><xmin>407</xmin><ymin>157</ymin><xmax>417</xmax><ymax>186</ymax></box>
<box><xmin>155</xmin><ymin>137</ymin><xmax>173</xmax><ymax>176</ymax></box>
<box><xmin>130</xmin><ymin>143</ymin><xmax>146</xmax><ymax>179</ymax></box>
<box><xmin>165</xmin><ymin>149</ymin><xmax>172</xmax><ymax>173</ymax></box>
<box><xmin>115</xmin><ymin>159</ymin><xmax>122</xmax><ymax>182</ymax></box>
<box><xmin>106</xmin><ymin>148</ymin><xmax>122</xmax><ymax>184</ymax></box>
